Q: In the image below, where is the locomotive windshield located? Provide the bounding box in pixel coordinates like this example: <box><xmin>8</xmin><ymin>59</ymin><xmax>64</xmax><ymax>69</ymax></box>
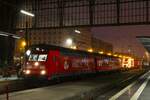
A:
<box><xmin>38</xmin><ymin>54</ymin><xmax>47</xmax><ymax>61</ymax></box>
<box><xmin>29</xmin><ymin>54</ymin><xmax>47</xmax><ymax>61</ymax></box>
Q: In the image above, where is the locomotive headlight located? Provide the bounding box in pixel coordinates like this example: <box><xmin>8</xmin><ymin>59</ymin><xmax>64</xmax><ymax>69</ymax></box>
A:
<box><xmin>26</xmin><ymin>50</ymin><xmax>31</xmax><ymax>56</ymax></box>
<box><xmin>25</xmin><ymin>70</ymin><xmax>31</xmax><ymax>75</ymax></box>
<box><xmin>40</xmin><ymin>70</ymin><xmax>46</xmax><ymax>75</ymax></box>
<box><xmin>34</xmin><ymin>62</ymin><xmax>39</xmax><ymax>66</ymax></box>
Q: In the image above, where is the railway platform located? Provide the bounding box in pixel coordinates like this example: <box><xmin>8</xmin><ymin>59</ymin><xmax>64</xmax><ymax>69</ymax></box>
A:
<box><xmin>0</xmin><ymin>69</ymin><xmax>147</xmax><ymax>100</ymax></box>
<box><xmin>107</xmin><ymin>70</ymin><xmax>150</xmax><ymax>100</ymax></box>
<box><xmin>0</xmin><ymin>75</ymin><xmax>18</xmax><ymax>82</ymax></box>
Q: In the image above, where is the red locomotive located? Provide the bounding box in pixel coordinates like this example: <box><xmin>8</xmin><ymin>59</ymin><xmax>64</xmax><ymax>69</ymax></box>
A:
<box><xmin>20</xmin><ymin>44</ymin><xmax>137</xmax><ymax>80</ymax></box>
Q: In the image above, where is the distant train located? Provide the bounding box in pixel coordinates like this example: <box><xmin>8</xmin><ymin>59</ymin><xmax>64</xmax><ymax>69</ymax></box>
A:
<box><xmin>19</xmin><ymin>44</ymin><xmax>142</xmax><ymax>80</ymax></box>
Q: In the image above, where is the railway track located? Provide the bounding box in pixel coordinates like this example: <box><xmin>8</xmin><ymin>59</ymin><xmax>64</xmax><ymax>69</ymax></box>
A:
<box><xmin>0</xmin><ymin>69</ymin><xmax>147</xmax><ymax>96</ymax></box>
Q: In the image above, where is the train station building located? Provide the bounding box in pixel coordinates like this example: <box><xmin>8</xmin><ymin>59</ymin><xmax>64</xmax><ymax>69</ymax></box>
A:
<box><xmin>15</xmin><ymin>28</ymin><xmax>113</xmax><ymax>57</ymax></box>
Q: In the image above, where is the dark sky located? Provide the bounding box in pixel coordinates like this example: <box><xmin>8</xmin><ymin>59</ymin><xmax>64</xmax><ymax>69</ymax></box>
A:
<box><xmin>92</xmin><ymin>25</ymin><xmax>150</xmax><ymax>58</ymax></box>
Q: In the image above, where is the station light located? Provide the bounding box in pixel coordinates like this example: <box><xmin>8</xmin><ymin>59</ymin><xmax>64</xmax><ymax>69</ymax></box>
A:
<box><xmin>20</xmin><ymin>10</ymin><xmax>35</xmax><ymax>17</ymax></box>
<box><xmin>113</xmin><ymin>54</ymin><xmax>118</xmax><ymax>57</ymax></box>
<box><xmin>75</xmin><ymin>30</ymin><xmax>81</xmax><ymax>34</ymax></box>
<box><xmin>0</xmin><ymin>31</ymin><xmax>21</xmax><ymax>39</ymax></box>
<box><xmin>21</xmin><ymin>56</ymin><xmax>23</xmax><ymax>59</ymax></box>
<box><xmin>107</xmin><ymin>53</ymin><xmax>112</xmax><ymax>56</ymax></box>
<box><xmin>21</xmin><ymin>41</ymin><xmax>26</xmax><ymax>47</ymax></box>
<box><xmin>99</xmin><ymin>51</ymin><xmax>104</xmax><ymax>54</ymax></box>
<box><xmin>71</xmin><ymin>46</ymin><xmax>77</xmax><ymax>50</ymax></box>
<box><xmin>123</xmin><ymin>56</ymin><xmax>126</xmax><ymax>58</ymax></box>
<box><xmin>0</xmin><ymin>33</ymin><xmax>8</xmax><ymax>37</ymax></box>
<box><xmin>66</xmin><ymin>38</ymin><xmax>73</xmax><ymax>46</ymax></box>
<box><xmin>119</xmin><ymin>55</ymin><xmax>123</xmax><ymax>58</ymax></box>
<box><xmin>88</xmin><ymin>48</ymin><xmax>93</xmax><ymax>52</ymax></box>
<box><xmin>0</xmin><ymin>33</ymin><xmax>21</xmax><ymax>39</ymax></box>
<box><xmin>12</xmin><ymin>36</ymin><xmax>21</xmax><ymax>39</ymax></box>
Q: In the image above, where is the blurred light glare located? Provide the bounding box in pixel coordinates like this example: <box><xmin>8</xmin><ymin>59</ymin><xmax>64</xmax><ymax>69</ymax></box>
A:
<box><xmin>99</xmin><ymin>51</ymin><xmax>104</xmax><ymax>54</ymax></box>
<box><xmin>12</xmin><ymin>36</ymin><xmax>21</xmax><ymax>39</ymax></box>
<box><xmin>88</xmin><ymin>48</ymin><xmax>93</xmax><ymax>52</ymax></box>
<box><xmin>107</xmin><ymin>53</ymin><xmax>112</xmax><ymax>56</ymax></box>
<box><xmin>21</xmin><ymin>41</ymin><xmax>26</xmax><ymax>47</ymax></box>
<box><xmin>40</xmin><ymin>70</ymin><xmax>46</xmax><ymax>75</ymax></box>
<box><xmin>25</xmin><ymin>70</ymin><xmax>30</xmax><ymax>75</ymax></box>
<box><xmin>118</xmin><ymin>55</ymin><xmax>123</xmax><ymax>58</ymax></box>
<box><xmin>71</xmin><ymin>46</ymin><xmax>77</xmax><ymax>50</ymax></box>
<box><xmin>34</xmin><ymin>62</ymin><xmax>39</xmax><ymax>66</ymax></box>
<box><xmin>20</xmin><ymin>10</ymin><xmax>35</xmax><ymax>17</ymax></box>
<box><xmin>66</xmin><ymin>38</ymin><xmax>73</xmax><ymax>46</ymax></box>
<box><xmin>75</xmin><ymin>30</ymin><xmax>81</xmax><ymax>34</ymax></box>
<box><xmin>114</xmin><ymin>54</ymin><xmax>117</xmax><ymax>57</ymax></box>
<box><xmin>0</xmin><ymin>33</ymin><xmax>8</xmax><ymax>37</ymax></box>
<box><xmin>26</xmin><ymin>50</ymin><xmax>31</xmax><ymax>56</ymax></box>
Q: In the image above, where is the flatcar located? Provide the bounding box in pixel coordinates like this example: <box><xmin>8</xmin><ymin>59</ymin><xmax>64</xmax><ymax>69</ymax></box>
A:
<box><xmin>20</xmin><ymin>44</ymin><xmax>129</xmax><ymax>80</ymax></box>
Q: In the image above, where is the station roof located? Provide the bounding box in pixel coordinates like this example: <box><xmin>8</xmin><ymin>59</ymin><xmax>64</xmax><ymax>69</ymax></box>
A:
<box><xmin>136</xmin><ymin>36</ymin><xmax>150</xmax><ymax>53</ymax></box>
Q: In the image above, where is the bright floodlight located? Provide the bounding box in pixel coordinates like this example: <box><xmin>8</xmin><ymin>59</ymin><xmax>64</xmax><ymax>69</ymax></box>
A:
<box><xmin>20</xmin><ymin>10</ymin><xmax>35</xmax><ymax>17</ymax></box>
<box><xmin>75</xmin><ymin>30</ymin><xmax>81</xmax><ymax>34</ymax></box>
<box><xmin>66</xmin><ymin>38</ymin><xmax>73</xmax><ymax>46</ymax></box>
<box><xmin>26</xmin><ymin>50</ymin><xmax>31</xmax><ymax>56</ymax></box>
<box><xmin>21</xmin><ymin>41</ymin><xmax>26</xmax><ymax>47</ymax></box>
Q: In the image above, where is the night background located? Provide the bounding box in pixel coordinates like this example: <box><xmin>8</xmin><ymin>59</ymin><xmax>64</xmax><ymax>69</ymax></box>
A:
<box><xmin>0</xmin><ymin>0</ymin><xmax>21</xmax><ymax>66</ymax></box>
<box><xmin>0</xmin><ymin>0</ymin><xmax>150</xmax><ymax>100</ymax></box>
<box><xmin>0</xmin><ymin>0</ymin><xmax>150</xmax><ymax>66</ymax></box>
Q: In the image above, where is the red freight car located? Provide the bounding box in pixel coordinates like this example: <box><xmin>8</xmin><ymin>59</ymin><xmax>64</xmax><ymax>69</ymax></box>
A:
<box><xmin>20</xmin><ymin>44</ymin><xmax>122</xmax><ymax>80</ymax></box>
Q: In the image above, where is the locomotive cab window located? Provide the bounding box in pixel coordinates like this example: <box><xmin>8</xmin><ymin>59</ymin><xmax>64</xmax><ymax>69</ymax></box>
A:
<box><xmin>29</xmin><ymin>54</ymin><xmax>38</xmax><ymax>61</ymax></box>
<box><xmin>28</xmin><ymin>54</ymin><xmax>47</xmax><ymax>61</ymax></box>
<box><xmin>38</xmin><ymin>54</ymin><xmax>47</xmax><ymax>61</ymax></box>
